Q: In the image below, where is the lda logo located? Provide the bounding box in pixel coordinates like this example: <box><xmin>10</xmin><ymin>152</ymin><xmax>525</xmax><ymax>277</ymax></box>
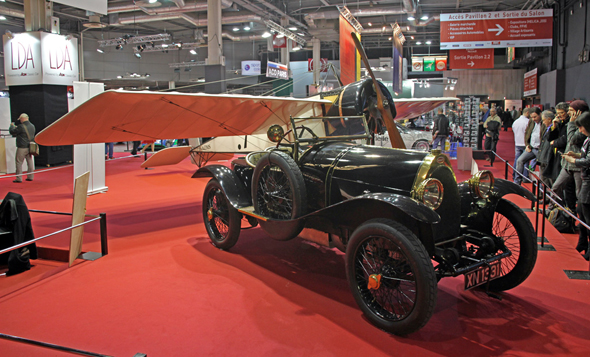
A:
<box><xmin>10</xmin><ymin>41</ymin><xmax>35</xmax><ymax>70</ymax></box>
<box><xmin>48</xmin><ymin>44</ymin><xmax>73</xmax><ymax>71</ymax></box>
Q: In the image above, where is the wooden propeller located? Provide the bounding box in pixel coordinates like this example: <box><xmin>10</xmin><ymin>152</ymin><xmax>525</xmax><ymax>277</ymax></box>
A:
<box><xmin>351</xmin><ymin>32</ymin><xmax>406</xmax><ymax>149</ymax></box>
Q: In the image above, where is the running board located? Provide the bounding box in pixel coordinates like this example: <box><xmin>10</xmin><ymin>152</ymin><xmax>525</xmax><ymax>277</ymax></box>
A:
<box><xmin>238</xmin><ymin>206</ymin><xmax>268</xmax><ymax>221</ymax></box>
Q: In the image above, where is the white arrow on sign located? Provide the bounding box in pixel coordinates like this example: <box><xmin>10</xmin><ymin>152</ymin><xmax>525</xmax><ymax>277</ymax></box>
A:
<box><xmin>468</xmin><ymin>61</ymin><xmax>475</xmax><ymax>67</ymax></box>
<box><xmin>488</xmin><ymin>24</ymin><xmax>504</xmax><ymax>36</ymax></box>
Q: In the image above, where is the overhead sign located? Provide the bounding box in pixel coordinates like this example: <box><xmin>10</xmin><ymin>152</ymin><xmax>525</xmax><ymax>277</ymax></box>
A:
<box><xmin>307</xmin><ymin>58</ymin><xmax>328</xmax><ymax>72</ymax></box>
<box><xmin>53</xmin><ymin>0</ymin><xmax>107</xmax><ymax>15</ymax></box>
<box><xmin>424</xmin><ymin>57</ymin><xmax>435</xmax><ymax>72</ymax></box>
<box><xmin>450</xmin><ymin>49</ymin><xmax>494</xmax><ymax>69</ymax></box>
<box><xmin>241</xmin><ymin>60</ymin><xmax>261</xmax><ymax>76</ymax></box>
<box><xmin>440</xmin><ymin>9</ymin><xmax>553</xmax><ymax>49</ymax></box>
<box><xmin>3</xmin><ymin>31</ymin><xmax>79</xmax><ymax>86</ymax></box>
<box><xmin>273</xmin><ymin>35</ymin><xmax>287</xmax><ymax>48</ymax></box>
<box><xmin>266</xmin><ymin>61</ymin><xmax>289</xmax><ymax>80</ymax></box>
<box><xmin>524</xmin><ymin>68</ymin><xmax>538</xmax><ymax>96</ymax></box>
<box><xmin>412</xmin><ymin>57</ymin><xmax>423</xmax><ymax>72</ymax></box>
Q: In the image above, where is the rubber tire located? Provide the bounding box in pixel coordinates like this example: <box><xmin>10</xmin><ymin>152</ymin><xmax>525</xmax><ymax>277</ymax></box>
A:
<box><xmin>488</xmin><ymin>199</ymin><xmax>537</xmax><ymax>291</ymax></box>
<box><xmin>346</xmin><ymin>219</ymin><xmax>437</xmax><ymax>335</ymax></box>
<box><xmin>251</xmin><ymin>150</ymin><xmax>307</xmax><ymax>220</ymax></box>
<box><xmin>202</xmin><ymin>179</ymin><xmax>241</xmax><ymax>250</ymax></box>
<box><xmin>413</xmin><ymin>140</ymin><xmax>430</xmax><ymax>152</ymax></box>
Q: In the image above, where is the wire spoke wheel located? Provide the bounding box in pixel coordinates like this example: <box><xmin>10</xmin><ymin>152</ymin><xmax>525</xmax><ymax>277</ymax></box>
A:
<box><xmin>346</xmin><ymin>219</ymin><xmax>437</xmax><ymax>335</ymax></box>
<box><xmin>257</xmin><ymin>165</ymin><xmax>294</xmax><ymax>219</ymax></box>
<box><xmin>355</xmin><ymin>236</ymin><xmax>417</xmax><ymax>320</ymax></box>
<box><xmin>202</xmin><ymin>179</ymin><xmax>241</xmax><ymax>250</ymax></box>
<box><xmin>488</xmin><ymin>198</ymin><xmax>537</xmax><ymax>291</ymax></box>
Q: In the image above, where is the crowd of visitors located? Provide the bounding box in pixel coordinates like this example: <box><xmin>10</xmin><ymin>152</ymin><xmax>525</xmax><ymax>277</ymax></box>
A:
<box><xmin>510</xmin><ymin>100</ymin><xmax>590</xmax><ymax>260</ymax></box>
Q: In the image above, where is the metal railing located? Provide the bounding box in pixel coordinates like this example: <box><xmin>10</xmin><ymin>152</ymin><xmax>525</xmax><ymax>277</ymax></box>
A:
<box><xmin>0</xmin><ymin>210</ymin><xmax>108</xmax><ymax>273</ymax></box>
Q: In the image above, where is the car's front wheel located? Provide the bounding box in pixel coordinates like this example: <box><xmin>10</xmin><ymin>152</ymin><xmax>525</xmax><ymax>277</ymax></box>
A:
<box><xmin>487</xmin><ymin>199</ymin><xmax>537</xmax><ymax>291</ymax></box>
<box><xmin>346</xmin><ymin>219</ymin><xmax>437</xmax><ymax>335</ymax></box>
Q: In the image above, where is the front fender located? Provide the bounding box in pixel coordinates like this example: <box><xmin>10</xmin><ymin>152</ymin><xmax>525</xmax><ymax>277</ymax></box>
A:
<box><xmin>301</xmin><ymin>192</ymin><xmax>440</xmax><ymax>255</ymax></box>
<box><xmin>193</xmin><ymin>165</ymin><xmax>251</xmax><ymax>209</ymax></box>
<box><xmin>493</xmin><ymin>178</ymin><xmax>535</xmax><ymax>201</ymax></box>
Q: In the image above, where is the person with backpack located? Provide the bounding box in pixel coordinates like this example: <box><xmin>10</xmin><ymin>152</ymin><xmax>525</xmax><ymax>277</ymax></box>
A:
<box><xmin>484</xmin><ymin>107</ymin><xmax>502</xmax><ymax>164</ymax></box>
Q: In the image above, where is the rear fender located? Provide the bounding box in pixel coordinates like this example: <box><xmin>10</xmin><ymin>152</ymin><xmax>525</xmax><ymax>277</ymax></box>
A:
<box><xmin>193</xmin><ymin>165</ymin><xmax>251</xmax><ymax>209</ymax></box>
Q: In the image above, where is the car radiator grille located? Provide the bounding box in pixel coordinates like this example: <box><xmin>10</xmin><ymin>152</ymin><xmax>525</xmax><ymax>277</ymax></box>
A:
<box><xmin>430</xmin><ymin>166</ymin><xmax>461</xmax><ymax>242</ymax></box>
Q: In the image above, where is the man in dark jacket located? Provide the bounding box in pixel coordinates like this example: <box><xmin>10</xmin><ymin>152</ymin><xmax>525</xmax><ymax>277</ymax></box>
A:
<box><xmin>8</xmin><ymin>113</ymin><xmax>35</xmax><ymax>183</ymax></box>
<box><xmin>537</xmin><ymin>110</ymin><xmax>557</xmax><ymax>186</ymax></box>
<box><xmin>432</xmin><ymin>108</ymin><xmax>449</xmax><ymax>150</ymax></box>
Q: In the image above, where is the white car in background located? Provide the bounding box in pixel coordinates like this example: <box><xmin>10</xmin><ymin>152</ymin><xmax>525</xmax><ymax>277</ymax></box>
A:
<box><xmin>373</xmin><ymin>123</ymin><xmax>432</xmax><ymax>151</ymax></box>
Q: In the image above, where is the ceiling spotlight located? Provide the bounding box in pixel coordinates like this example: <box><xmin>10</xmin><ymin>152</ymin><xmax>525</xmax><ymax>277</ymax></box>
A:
<box><xmin>298</xmin><ymin>33</ymin><xmax>305</xmax><ymax>36</ymax></box>
<box><xmin>407</xmin><ymin>16</ymin><xmax>415</xmax><ymax>21</ymax></box>
<box><xmin>148</xmin><ymin>0</ymin><xmax>158</xmax><ymax>3</ymax></box>
<box><xmin>96</xmin><ymin>48</ymin><xmax>104</xmax><ymax>53</ymax></box>
<box><xmin>288</xmin><ymin>27</ymin><xmax>297</xmax><ymax>31</ymax></box>
<box><xmin>243</xmin><ymin>26</ymin><xmax>251</xmax><ymax>31</ymax></box>
<box><xmin>233</xmin><ymin>27</ymin><xmax>239</xmax><ymax>32</ymax></box>
<box><xmin>175</xmin><ymin>42</ymin><xmax>182</xmax><ymax>48</ymax></box>
<box><xmin>117</xmin><ymin>75</ymin><xmax>122</xmax><ymax>79</ymax></box>
<box><xmin>421</xmin><ymin>15</ymin><xmax>429</xmax><ymax>20</ymax></box>
<box><xmin>416</xmin><ymin>41</ymin><xmax>422</xmax><ymax>45</ymax></box>
<box><xmin>426</xmin><ymin>40</ymin><xmax>432</xmax><ymax>45</ymax></box>
<box><xmin>388</xmin><ymin>37</ymin><xmax>392</xmax><ymax>41</ymax></box>
<box><xmin>135</xmin><ymin>53</ymin><xmax>141</xmax><ymax>58</ymax></box>
<box><xmin>116</xmin><ymin>44</ymin><xmax>123</xmax><ymax>50</ymax></box>
<box><xmin>145</xmin><ymin>73</ymin><xmax>150</xmax><ymax>77</ymax></box>
<box><xmin>189</xmin><ymin>49</ymin><xmax>197</xmax><ymax>55</ymax></box>
<box><xmin>293</xmin><ymin>46</ymin><xmax>301</xmax><ymax>51</ymax></box>
<box><xmin>162</xmin><ymin>43</ymin><xmax>169</xmax><ymax>48</ymax></box>
<box><xmin>382</xmin><ymin>26</ymin><xmax>387</xmax><ymax>31</ymax></box>
<box><xmin>411</xmin><ymin>36</ymin><xmax>415</xmax><ymax>40</ymax></box>
<box><xmin>276</xmin><ymin>34</ymin><xmax>284</xmax><ymax>38</ymax></box>
<box><xmin>262</xmin><ymin>32</ymin><xmax>271</xmax><ymax>38</ymax></box>
<box><xmin>0</xmin><ymin>16</ymin><xmax>6</xmax><ymax>21</ymax></box>
<box><xmin>368</xmin><ymin>22</ymin><xmax>372</xmax><ymax>26</ymax></box>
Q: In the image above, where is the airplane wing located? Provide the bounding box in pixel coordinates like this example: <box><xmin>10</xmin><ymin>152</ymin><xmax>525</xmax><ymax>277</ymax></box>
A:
<box><xmin>36</xmin><ymin>90</ymin><xmax>331</xmax><ymax>146</ymax></box>
<box><xmin>140</xmin><ymin>146</ymin><xmax>192</xmax><ymax>168</ymax></box>
<box><xmin>394</xmin><ymin>97</ymin><xmax>459</xmax><ymax>121</ymax></box>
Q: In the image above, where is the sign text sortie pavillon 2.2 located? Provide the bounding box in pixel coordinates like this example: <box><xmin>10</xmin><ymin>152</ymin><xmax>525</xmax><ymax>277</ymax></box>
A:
<box><xmin>440</xmin><ymin>9</ymin><xmax>553</xmax><ymax>49</ymax></box>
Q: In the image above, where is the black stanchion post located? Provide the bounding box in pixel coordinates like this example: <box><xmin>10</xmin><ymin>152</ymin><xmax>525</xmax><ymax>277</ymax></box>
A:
<box><xmin>531</xmin><ymin>178</ymin><xmax>536</xmax><ymax>211</ymax></box>
<box><xmin>100</xmin><ymin>213</ymin><xmax>108</xmax><ymax>256</ymax></box>
<box><xmin>505</xmin><ymin>160</ymin><xmax>508</xmax><ymax>180</ymax></box>
<box><xmin>534</xmin><ymin>180</ymin><xmax>540</xmax><ymax>237</ymax></box>
<box><xmin>541</xmin><ymin>182</ymin><xmax>547</xmax><ymax>248</ymax></box>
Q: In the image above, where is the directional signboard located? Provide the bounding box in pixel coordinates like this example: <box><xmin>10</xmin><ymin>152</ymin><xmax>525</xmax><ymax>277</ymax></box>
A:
<box><xmin>450</xmin><ymin>49</ymin><xmax>494</xmax><ymax>69</ymax></box>
<box><xmin>440</xmin><ymin>9</ymin><xmax>553</xmax><ymax>49</ymax></box>
<box><xmin>524</xmin><ymin>68</ymin><xmax>538</xmax><ymax>96</ymax></box>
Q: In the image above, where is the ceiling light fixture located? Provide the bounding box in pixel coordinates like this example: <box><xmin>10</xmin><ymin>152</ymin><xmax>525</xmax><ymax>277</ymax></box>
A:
<box><xmin>135</xmin><ymin>53</ymin><xmax>141</xmax><ymax>58</ymax></box>
<box><xmin>288</xmin><ymin>27</ymin><xmax>297</xmax><ymax>31</ymax></box>
<box><xmin>416</xmin><ymin>41</ymin><xmax>422</xmax><ymax>45</ymax></box>
<box><xmin>116</xmin><ymin>44</ymin><xmax>123</xmax><ymax>50</ymax></box>
<box><xmin>96</xmin><ymin>48</ymin><xmax>104</xmax><ymax>53</ymax></box>
<box><xmin>368</xmin><ymin>22</ymin><xmax>372</xmax><ymax>26</ymax></box>
<box><xmin>293</xmin><ymin>46</ymin><xmax>301</xmax><ymax>51</ymax></box>
<box><xmin>189</xmin><ymin>49</ymin><xmax>197</xmax><ymax>55</ymax></box>
<box><xmin>426</xmin><ymin>40</ymin><xmax>432</xmax><ymax>45</ymax></box>
<box><xmin>233</xmin><ymin>27</ymin><xmax>239</xmax><ymax>32</ymax></box>
<box><xmin>262</xmin><ymin>32</ymin><xmax>271</xmax><ymax>38</ymax></box>
<box><xmin>0</xmin><ymin>16</ymin><xmax>6</xmax><ymax>20</ymax></box>
<box><xmin>421</xmin><ymin>15</ymin><xmax>429</xmax><ymax>20</ymax></box>
<box><xmin>388</xmin><ymin>37</ymin><xmax>392</xmax><ymax>41</ymax></box>
<box><xmin>411</xmin><ymin>36</ymin><xmax>415</xmax><ymax>40</ymax></box>
<box><xmin>243</xmin><ymin>26</ymin><xmax>250</xmax><ymax>31</ymax></box>
<box><xmin>407</xmin><ymin>16</ymin><xmax>415</xmax><ymax>21</ymax></box>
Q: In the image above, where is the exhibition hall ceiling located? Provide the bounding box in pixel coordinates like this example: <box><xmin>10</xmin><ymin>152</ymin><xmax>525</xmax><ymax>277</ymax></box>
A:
<box><xmin>0</xmin><ymin>0</ymin><xmax>546</xmax><ymax>49</ymax></box>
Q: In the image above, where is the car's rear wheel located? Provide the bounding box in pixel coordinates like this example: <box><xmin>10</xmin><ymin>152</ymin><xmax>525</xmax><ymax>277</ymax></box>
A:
<box><xmin>413</xmin><ymin>140</ymin><xmax>430</xmax><ymax>152</ymax></box>
<box><xmin>251</xmin><ymin>150</ymin><xmax>306</xmax><ymax>240</ymax></box>
<box><xmin>487</xmin><ymin>199</ymin><xmax>537</xmax><ymax>291</ymax></box>
<box><xmin>202</xmin><ymin>179</ymin><xmax>241</xmax><ymax>250</ymax></box>
<box><xmin>346</xmin><ymin>219</ymin><xmax>437</xmax><ymax>335</ymax></box>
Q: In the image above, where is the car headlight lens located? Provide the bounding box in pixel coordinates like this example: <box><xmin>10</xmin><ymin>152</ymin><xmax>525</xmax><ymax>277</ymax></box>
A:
<box><xmin>415</xmin><ymin>178</ymin><xmax>444</xmax><ymax>210</ymax></box>
<box><xmin>470</xmin><ymin>170</ymin><xmax>494</xmax><ymax>199</ymax></box>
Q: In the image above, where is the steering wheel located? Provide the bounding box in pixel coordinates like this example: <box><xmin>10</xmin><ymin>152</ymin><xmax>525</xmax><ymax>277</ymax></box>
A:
<box><xmin>275</xmin><ymin>125</ymin><xmax>318</xmax><ymax>149</ymax></box>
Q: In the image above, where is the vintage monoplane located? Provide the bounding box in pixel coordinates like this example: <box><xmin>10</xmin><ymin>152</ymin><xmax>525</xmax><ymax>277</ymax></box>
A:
<box><xmin>36</xmin><ymin>35</ymin><xmax>536</xmax><ymax>335</ymax></box>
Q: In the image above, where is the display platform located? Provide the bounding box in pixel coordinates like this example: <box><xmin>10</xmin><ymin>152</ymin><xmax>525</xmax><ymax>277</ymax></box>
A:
<box><xmin>0</xmin><ymin>133</ymin><xmax>589</xmax><ymax>356</ymax></box>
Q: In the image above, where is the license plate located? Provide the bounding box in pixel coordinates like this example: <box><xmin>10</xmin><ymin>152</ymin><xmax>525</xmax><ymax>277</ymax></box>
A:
<box><xmin>464</xmin><ymin>260</ymin><xmax>502</xmax><ymax>290</ymax></box>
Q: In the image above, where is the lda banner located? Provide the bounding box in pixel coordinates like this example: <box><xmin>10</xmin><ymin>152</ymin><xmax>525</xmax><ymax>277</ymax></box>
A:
<box><xmin>3</xmin><ymin>31</ymin><xmax>79</xmax><ymax>86</ymax></box>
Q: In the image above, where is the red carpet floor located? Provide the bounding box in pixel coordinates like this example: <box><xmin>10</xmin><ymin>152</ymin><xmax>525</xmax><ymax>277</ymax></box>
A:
<box><xmin>1</xmin><ymin>135</ymin><xmax>590</xmax><ymax>356</ymax></box>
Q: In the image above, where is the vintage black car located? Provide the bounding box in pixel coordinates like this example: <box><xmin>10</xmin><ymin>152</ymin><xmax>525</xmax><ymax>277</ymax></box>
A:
<box><xmin>194</xmin><ymin>103</ymin><xmax>537</xmax><ymax>335</ymax></box>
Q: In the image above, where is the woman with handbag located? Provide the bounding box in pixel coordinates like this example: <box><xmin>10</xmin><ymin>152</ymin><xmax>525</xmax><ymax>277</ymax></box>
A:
<box><xmin>8</xmin><ymin>113</ymin><xmax>36</xmax><ymax>183</ymax></box>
